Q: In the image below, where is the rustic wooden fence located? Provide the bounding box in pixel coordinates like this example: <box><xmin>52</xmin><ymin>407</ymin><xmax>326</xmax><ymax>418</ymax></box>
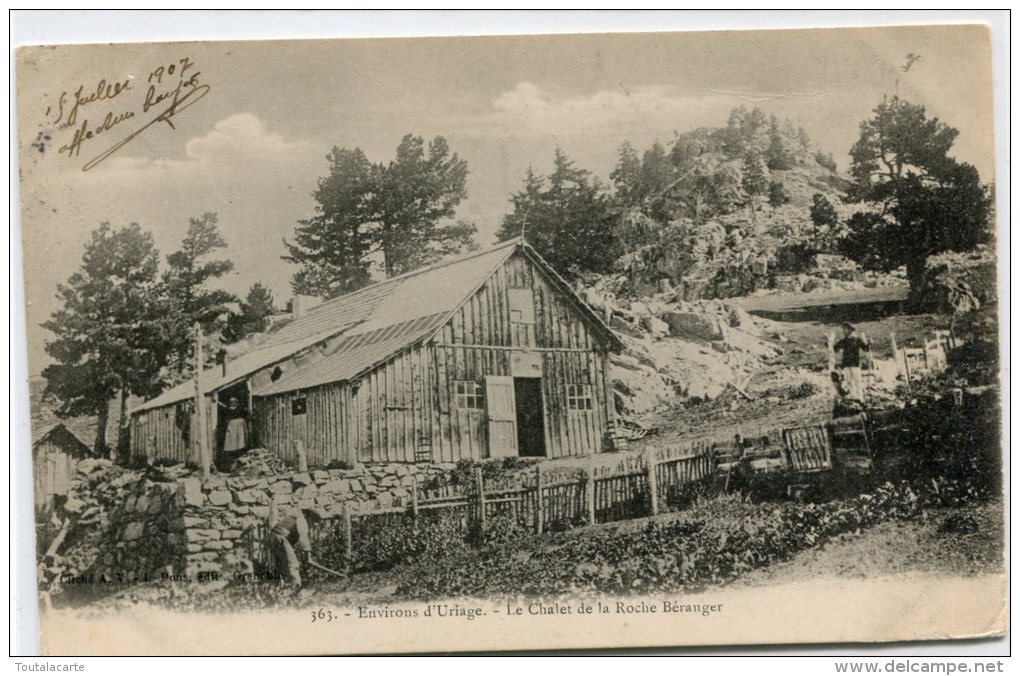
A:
<box><xmin>244</xmin><ymin>415</ymin><xmax>875</xmax><ymax>573</ymax></box>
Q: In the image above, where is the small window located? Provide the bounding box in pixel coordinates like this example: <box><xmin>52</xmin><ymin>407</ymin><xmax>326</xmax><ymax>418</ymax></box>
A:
<box><xmin>291</xmin><ymin>395</ymin><xmax>308</xmax><ymax>416</ymax></box>
<box><xmin>455</xmin><ymin>381</ymin><xmax>484</xmax><ymax>409</ymax></box>
<box><xmin>508</xmin><ymin>287</ymin><xmax>536</xmax><ymax>324</ymax></box>
<box><xmin>567</xmin><ymin>384</ymin><xmax>593</xmax><ymax>411</ymax></box>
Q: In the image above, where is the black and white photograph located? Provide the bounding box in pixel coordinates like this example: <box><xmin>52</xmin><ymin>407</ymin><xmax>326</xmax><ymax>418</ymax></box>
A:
<box><xmin>12</xmin><ymin>15</ymin><xmax>1007</xmax><ymax>656</ymax></box>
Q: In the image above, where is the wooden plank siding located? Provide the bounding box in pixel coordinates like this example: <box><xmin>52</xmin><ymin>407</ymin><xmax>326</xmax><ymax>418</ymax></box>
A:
<box><xmin>368</xmin><ymin>250</ymin><xmax>609</xmax><ymax>463</ymax></box>
<box><xmin>135</xmin><ymin>248</ymin><xmax>616</xmax><ymax>468</ymax></box>
<box><xmin>33</xmin><ymin>433</ymin><xmax>85</xmax><ymax>513</ymax></box>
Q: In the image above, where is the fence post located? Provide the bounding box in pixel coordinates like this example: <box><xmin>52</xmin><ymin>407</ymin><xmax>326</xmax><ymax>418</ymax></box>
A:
<box><xmin>411</xmin><ymin>475</ymin><xmax>419</xmax><ymax>520</ymax></box>
<box><xmin>586</xmin><ymin>455</ymin><xmax>597</xmax><ymax>526</ymax></box>
<box><xmin>294</xmin><ymin>439</ymin><xmax>308</xmax><ymax>473</ymax></box>
<box><xmin>646</xmin><ymin>448</ymin><xmax>659</xmax><ymax>516</ymax></box>
<box><xmin>343</xmin><ymin>503</ymin><xmax>353</xmax><ymax>561</ymax></box>
<box><xmin>535</xmin><ymin>464</ymin><xmax>544</xmax><ymax>534</ymax></box>
<box><xmin>476</xmin><ymin>466</ymin><xmax>486</xmax><ymax>539</ymax></box>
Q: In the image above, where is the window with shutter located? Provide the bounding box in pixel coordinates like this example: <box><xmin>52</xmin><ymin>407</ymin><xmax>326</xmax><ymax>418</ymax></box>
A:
<box><xmin>508</xmin><ymin>287</ymin><xmax>536</xmax><ymax>324</ymax></box>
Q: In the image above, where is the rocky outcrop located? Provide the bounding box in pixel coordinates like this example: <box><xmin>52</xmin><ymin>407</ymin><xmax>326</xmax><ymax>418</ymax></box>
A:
<box><xmin>919</xmin><ymin>245</ymin><xmax>998</xmax><ymax>315</ymax></box>
<box><xmin>587</xmin><ymin>282</ymin><xmax>785</xmax><ymax>417</ymax></box>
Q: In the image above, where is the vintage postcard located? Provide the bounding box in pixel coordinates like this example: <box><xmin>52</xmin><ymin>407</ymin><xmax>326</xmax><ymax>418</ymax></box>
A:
<box><xmin>14</xmin><ymin>22</ymin><xmax>1005</xmax><ymax>655</ymax></box>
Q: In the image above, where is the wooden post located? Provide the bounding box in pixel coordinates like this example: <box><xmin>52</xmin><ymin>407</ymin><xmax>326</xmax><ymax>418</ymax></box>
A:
<box><xmin>343</xmin><ymin>503</ymin><xmax>353</xmax><ymax>561</ymax></box>
<box><xmin>826</xmin><ymin>332</ymin><xmax>836</xmax><ymax>372</ymax></box>
<box><xmin>889</xmin><ymin>331</ymin><xmax>899</xmax><ymax>376</ymax></box>
<box><xmin>193</xmin><ymin>323</ymin><xmax>210</xmax><ymax>482</ymax></box>
<box><xmin>267</xmin><ymin>496</ymin><xmax>279</xmax><ymax>529</ymax></box>
<box><xmin>601</xmin><ymin>350</ymin><xmax>617</xmax><ymax>451</ymax></box>
<box><xmin>294</xmin><ymin>439</ymin><xmax>308</xmax><ymax>472</ymax></box>
<box><xmin>475</xmin><ymin>466</ymin><xmax>486</xmax><ymax>538</ymax></box>
<box><xmin>646</xmin><ymin>448</ymin><xmax>659</xmax><ymax>516</ymax></box>
<box><xmin>534</xmin><ymin>464</ymin><xmax>544</xmax><ymax>534</ymax></box>
<box><xmin>411</xmin><ymin>475</ymin><xmax>419</xmax><ymax>520</ymax></box>
<box><xmin>586</xmin><ymin>455</ymin><xmax>597</xmax><ymax>526</ymax></box>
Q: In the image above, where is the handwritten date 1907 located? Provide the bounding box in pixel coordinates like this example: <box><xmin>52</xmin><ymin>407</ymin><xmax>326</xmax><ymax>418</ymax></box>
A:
<box><xmin>54</xmin><ymin>57</ymin><xmax>210</xmax><ymax>172</ymax></box>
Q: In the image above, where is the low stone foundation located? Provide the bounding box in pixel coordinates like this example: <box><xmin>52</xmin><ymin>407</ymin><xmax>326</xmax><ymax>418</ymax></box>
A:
<box><xmin>171</xmin><ymin>463</ymin><xmax>454</xmax><ymax>580</ymax></box>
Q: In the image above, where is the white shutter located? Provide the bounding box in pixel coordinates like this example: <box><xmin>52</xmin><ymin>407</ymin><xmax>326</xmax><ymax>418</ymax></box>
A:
<box><xmin>485</xmin><ymin>376</ymin><xmax>518</xmax><ymax>458</ymax></box>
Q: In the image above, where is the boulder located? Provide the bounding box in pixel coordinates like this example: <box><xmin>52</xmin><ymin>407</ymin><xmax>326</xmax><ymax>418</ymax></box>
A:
<box><xmin>918</xmin><ymin>248</ymin><xmax>996</xmax><ymax>315</ymax></box>
<box><xmin>234</xmin><ymin>489</ymin><xmax>264</xmax><ymax>505</ymax></box>
<box><xmin>178</xmin><ymin>478</ymin><xmax>204</xmax><ymax>507</ymax></box>
<box><xmin>641</xmin><ymin>315</ymin><xmax>670</xmax><ymax>338</ymax></box>
<box><xmin>204</xmin><ymin>540</ymin><xmax>234</xmax><ymax>551</ymax></box>
<box><xmin>320</xmin><ymin>479</ymin><xmax>351</xmax><ymax>495</ymax></box>
<box><xmin>270</xmin><ymin>481</ymin><xmax>293</xmax><ymax>495</ymax></box>
<box><xmin>726</xmin><ymin>304</ymin><xmax>754</xmax><ymax>329</ymax></box>
<box><xmin>661</xmin><ymin>311</ymin><xmax>726</xmax><ymax>341</ymax></box>
<box><xmin>77</xmin><ymin>458</ymin><xmax>112</xmax><ymax>475</ymax></box>
<box><xmin>63</xmin><ymin>496</ymin><xmax>85</xmax><ymax>514</ymax></box>
<box><xmin>208</xmin><ymin>490</ymin><xmax>232</xmax><ymax>507</ymax></box>
<box><xmin>122</xmin><ymin>522</ymin><xmax>145</xmax><ymax>541</ymax></box>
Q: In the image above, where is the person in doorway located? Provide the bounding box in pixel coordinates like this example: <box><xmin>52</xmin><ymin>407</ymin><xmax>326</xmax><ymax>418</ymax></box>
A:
<box><xmin>833</xmin><ymin>322</ymin><xmax>871</xmax><ymax>403</ymax></box>
<box><xmin>267</xmin><ymin>506</ymin><xmax>323</xmax><ymax>589</ymax></box>
<box><xmin>217</xmin><ymin>396</ymin><xmax>249</xmax><ymax>468</ymax></box>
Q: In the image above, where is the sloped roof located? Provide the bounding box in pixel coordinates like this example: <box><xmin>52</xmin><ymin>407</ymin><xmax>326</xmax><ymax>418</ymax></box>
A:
<box><xmin>255</xmin><ymin>313</ymin><xmax>449</xmax><ymax>396</ymax></box>
<box><xmin>133</xmin><ymin>238</ymin><xmax>622</xmax><ymax>414</ymax></box>
<box><xmin>33</xmin><ymin>423</ymin><xmax>92</xmax><ymax>457</ymax></box>
<box><xmin>133</xmin><ymin>239</ymin><xmax>521</xmax><ymax>414</ymax></box>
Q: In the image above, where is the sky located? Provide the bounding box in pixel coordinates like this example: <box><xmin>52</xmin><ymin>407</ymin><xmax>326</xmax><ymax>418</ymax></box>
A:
<box><xmin>15</xmin><ymin>24</ymin><xmax>996</xmax><ymax>372</ymax></box>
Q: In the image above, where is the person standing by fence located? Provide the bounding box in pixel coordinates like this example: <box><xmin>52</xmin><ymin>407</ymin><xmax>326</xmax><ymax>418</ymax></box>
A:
<box><xmin>267</xmin><ymin>505</ymin><xmax>323</xmax><ymax>589</ymax></box>
<box><xmin>833</xmin><ymin>322</ymin><xmax>871</xmax><ymax>403</ymax></box>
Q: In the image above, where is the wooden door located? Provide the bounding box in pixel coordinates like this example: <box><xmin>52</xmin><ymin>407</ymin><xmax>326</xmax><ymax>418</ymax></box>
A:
<box><xmin>485</xmin><ymin>376</ymin><xmax>518</xmax><ymax>458</ymax></box>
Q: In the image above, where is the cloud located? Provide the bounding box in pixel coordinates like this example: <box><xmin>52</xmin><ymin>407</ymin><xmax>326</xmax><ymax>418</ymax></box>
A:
<box><xmin>90</xmin><ymin>112</ymin><xmax>317</xmax><ymax>177</ymax></box>
<box><xmin>183</xmin><ymin>113</ymin><xmax>316</xmax><ymax>165</ymax></box>
<box><xmin>468</xmin><ymin>82</ymin><xmax>844</xmax><ymax>142</ymax></box>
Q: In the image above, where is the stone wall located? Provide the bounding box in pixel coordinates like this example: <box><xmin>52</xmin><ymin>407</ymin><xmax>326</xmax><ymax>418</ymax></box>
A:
<box><xmin>86</xmin><ymin>474</ymin><xmax>186</xmax><ymax>585</ymax></box>
<box><xmin>172</xmin><ymin>463</ymin><xmax>454</xmax><ymax>581</ymax></box>
<box><xmin>44</xmin><ymin>460</ymin><xmax>461</xmax><ymax>596</ymax></box>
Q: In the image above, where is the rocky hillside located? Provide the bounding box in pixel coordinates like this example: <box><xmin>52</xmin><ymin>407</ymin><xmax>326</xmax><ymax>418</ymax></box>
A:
<box><xmin>610</xmin><ymin>161</ymin><xmax>880</xmax><ymax>302</ymax></box>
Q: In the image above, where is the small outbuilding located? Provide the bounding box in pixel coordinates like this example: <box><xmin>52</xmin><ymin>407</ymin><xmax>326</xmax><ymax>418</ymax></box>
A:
<box><xmin>33</xmin><ymin>423</ymin><xmax>91</xmax><ymax>513</ymax></box>
<box><xmin>131</xmin><ymin>238</ymin><xmax>623</xmax><ymax>468</ymax></box>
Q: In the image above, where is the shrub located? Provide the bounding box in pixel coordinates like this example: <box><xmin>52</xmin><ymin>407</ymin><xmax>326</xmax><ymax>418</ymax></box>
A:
<box><xmin>397</xmin><ymin>482</ymin><xmax>925</xmax><ymax>600</ymax></box>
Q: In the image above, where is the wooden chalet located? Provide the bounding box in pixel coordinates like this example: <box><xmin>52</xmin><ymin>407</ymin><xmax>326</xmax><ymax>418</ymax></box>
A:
<box><xmin>130</xmin><ymin>238</ymin><xmax>623</xmax><ymax>468</ymax></box>
<box><xmin>33</xmin><ymin>423</ymin><xmax>91</xmax><ymax>513</ymax></box>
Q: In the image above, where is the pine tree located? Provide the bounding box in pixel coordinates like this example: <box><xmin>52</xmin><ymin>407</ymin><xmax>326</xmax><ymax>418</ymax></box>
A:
<box><xmin>42</xmin><ymin>223</ymin><xmax>170</xmax><ymax>460</ymax></box>
<box><xmin>223</xmin><ymin>283</ymin><xmax>277</xmax><ymax>343</ymax></box>
<box><xmin>284</xmin><ymin>135</ymin><xmax>474</xmax><ymax>296</ymax></box>
<box><xmin>809</xmin><ymin>193</ymin><xmax>838</xmax><ymax>231</ymax></box>
<box><xmin>163</xmin><ymin>213</ymin><xmax>237</xmax><ymax>376</ymax></box>
<box><xmin>498</xmin><ymin>149</ymin><xmax>621</xmax><ymax>274</ymax></box>
<box><xmin>610</xmin><ymin>142</ymin><xmax>642</xmax><ymax>207</ymax></box>
<box><xmin>768</xmin><ymin>180</ymin><xmax>791</xmax><ymax>210</ymax></box>
<box><xmin>741</xmin><ymin>152</ymin><xmax>770</xmax><ymax>210</ymax></box>
<box><xmin>285</xmin><ymin>147</ymin><xmax>376</xmax><ymax>298</ymax></box>
<box><xmin>841</xmin><ymin>96</ymin><xmax>992</xmax><ymax>291</ymax></box>
<box><xmin>766</xmin><ymin>115</ymin><xmax>797</xmax><ymax>170</ymax></box>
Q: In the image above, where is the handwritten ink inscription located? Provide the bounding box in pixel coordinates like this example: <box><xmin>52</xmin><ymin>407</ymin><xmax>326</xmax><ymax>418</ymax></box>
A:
<box><xmin>46</xmin><ymin>57</ymin><xmax>210</xmax><ymax>171</ymax></box>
